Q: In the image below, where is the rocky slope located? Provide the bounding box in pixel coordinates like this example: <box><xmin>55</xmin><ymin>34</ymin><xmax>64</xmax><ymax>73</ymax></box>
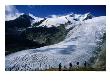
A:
<box><xmin>5</xmin><ymin>14</ymin><xmax>67</xmax><ymax>55</ymax></box>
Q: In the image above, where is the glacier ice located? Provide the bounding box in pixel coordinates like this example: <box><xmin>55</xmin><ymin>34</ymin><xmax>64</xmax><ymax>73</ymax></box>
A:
<box><xmin>5</xmin><ymin>14</ymin><xmax>106</xmax><ymax>71</ymax></box>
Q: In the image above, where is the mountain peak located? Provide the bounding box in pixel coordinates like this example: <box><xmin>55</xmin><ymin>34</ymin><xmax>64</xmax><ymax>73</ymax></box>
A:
<box><xmin>82</xmin><ymin>12</ymin><xmax>93</xmax><ymax>20</ymax></box>
<box><xmin>19</xmin><ymin>14</ymin><xmax>34</xmax><ymax>20</ymax></box>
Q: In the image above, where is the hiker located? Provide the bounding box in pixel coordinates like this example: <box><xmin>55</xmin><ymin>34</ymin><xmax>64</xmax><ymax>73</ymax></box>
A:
<box><xmin>49</xmin><ymin>65</ymin><xmax>50</xmax><ymax>69</ymax></box>
<box><xmin>40</xmin><ymin>63</ymin><xmax>41</xmax><ymax>67</ymax></box>
<box><xmin>45</xmin><ymin>65</ymin><xmax>47</xmax><ymax>70</ymax></box>
<box><xmin>76</xmin><ymin>62</ymin><xmax>79</xmax><ymax>68</ymax></box>
<box><xmin>76</xmin><ymin>62</ymin><xmax>79</xmax><ymax>65</ymax></box>
<box><xmin>84</xmin><ymin>61</ymin><xmax>87</xmax><ymax>68</ymax></box>
<box><xmin>59</xmin><ymin>63</ymin><xmax>62</xmax><ymax>71</ymax></box>
<box><xmin>69</xmin><ymin>63</ymin><xmax>72</xmax><ymax>69</ymax></box>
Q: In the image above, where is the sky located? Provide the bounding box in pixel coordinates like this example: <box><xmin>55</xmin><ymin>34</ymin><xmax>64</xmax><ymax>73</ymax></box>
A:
<box><xmin>5</xmin><ymin>5</ymin><xmax>106</xmax><ymax>20</ymax></box>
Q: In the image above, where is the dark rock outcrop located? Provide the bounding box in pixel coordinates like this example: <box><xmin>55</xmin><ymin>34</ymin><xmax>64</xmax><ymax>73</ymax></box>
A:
<box><xmin>5</xmin><ymin>14</ymin><xmax>67</xmax><ymax>55</ymax></box>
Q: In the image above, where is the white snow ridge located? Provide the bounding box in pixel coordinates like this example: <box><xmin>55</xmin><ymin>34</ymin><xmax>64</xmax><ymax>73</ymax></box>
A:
<box><xmin>5</xmin><ymin>13</ymin><xmax>106</xmax><ymax>71</ymax></box>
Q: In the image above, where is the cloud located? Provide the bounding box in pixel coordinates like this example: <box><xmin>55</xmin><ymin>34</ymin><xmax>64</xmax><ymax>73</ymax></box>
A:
<box><xmin>5</xmin><ymin>5</ymin><xmax>23</xmax><ymax>21</ymax></box>
<box><xmin>51</xmin><ymin>15</ymin><xmax>57</xmax><ymax>18</ymax></box>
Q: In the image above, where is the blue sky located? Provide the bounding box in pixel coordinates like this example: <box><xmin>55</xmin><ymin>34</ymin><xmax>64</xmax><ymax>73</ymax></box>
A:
<box><xmin>5</xmin><ymin>5</ymin><xmax>106</xmax><ymax>20</ymax></box>
<box><xmin>15</xmin><ymin>5</ymin><xmax>106</xmax><ymax>17</ymax></box>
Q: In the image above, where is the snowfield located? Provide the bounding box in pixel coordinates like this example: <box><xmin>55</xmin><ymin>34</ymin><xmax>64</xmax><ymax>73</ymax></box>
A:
<box><xmin>5</xmin><ymin>14</ymin><xmax>106</xmax><ymax>71</ymax></box>
<box><xmin>39</xmin><ymin>13</ymin><xmax>93</xmax><ymax>28</ymax></box>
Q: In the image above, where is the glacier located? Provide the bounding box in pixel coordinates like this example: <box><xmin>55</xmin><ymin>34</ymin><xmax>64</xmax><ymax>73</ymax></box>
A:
<box><xmin>5</xmin><ymin>14</ymin><xmax>106</xmax><ymax>71</ymax></box>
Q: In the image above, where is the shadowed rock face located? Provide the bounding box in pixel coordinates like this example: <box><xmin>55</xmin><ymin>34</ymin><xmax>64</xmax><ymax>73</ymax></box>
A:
<box><xmin>5</xmin><ymin>14</ymin><xmax>34</xmax><ymax>55</ymax></box>
<box><xmin>5</xmin><ymin>14</ymin><xmax>67</xmax><ymax>55</ymax></box>
<box><xmin>5</xmin><ymin>14</ymin><xmax>34</xmax><ymax>45</ymax></box>
<box><xmin>24</xmin><ymin>24</ymin><xmax>67</xmax><ymax>45</ymax></box>
<box><xmin>5</xmin><ymin>14</ymin><xmax>33</xmax><ymax>29</ymax></box>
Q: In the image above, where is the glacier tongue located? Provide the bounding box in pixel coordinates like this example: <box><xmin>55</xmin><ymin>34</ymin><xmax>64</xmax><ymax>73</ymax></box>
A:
<box><xmin>5</xmin><ymin>16</ymin><xmax>106</xmax><ymax>71</ymax></box>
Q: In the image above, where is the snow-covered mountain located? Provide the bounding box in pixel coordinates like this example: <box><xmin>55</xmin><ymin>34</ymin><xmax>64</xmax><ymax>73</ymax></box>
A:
<box><xmin>29</xmin><ymin>13</ymin><xmax>44</xmax><ymax>25</ymax></box>
<box><xmin>30</xmin><ymin>13</ymin><xmax>93</xmax><ymax>28</ymax></box>
<box><xmin>5</xmin><ymin>13</ymin><xmax>106</xmax><ymax>71</ymax></box>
